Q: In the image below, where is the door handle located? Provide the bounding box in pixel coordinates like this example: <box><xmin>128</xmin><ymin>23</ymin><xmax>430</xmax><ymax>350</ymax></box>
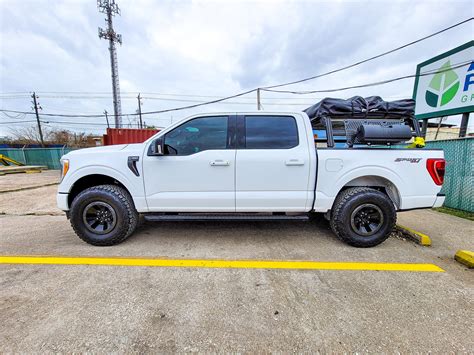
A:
<box><xmin>210</xmin><ymin>160</ymin><xmax>230</xmax><ymax>166</ymax></box>
<box><xmin>285</xmin><ymin>159</ymin><xmax>305</xmax><ymax>166</ymax></box>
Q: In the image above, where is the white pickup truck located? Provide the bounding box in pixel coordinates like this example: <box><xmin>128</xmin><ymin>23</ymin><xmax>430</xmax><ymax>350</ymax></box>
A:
<box><xmin>57</xmin><ymin>112</ymin><xmax>446</xmax><ymax>247</ymax></box>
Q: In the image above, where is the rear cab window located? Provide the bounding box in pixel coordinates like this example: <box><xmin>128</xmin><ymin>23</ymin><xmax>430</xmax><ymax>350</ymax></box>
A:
<box><xmin>244</xmin><ymin>115</ymin><xmax>299</xmax><ymax>149</ymax></box>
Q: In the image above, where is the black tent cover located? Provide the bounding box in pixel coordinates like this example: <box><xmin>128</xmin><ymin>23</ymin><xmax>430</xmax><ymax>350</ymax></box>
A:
<box><xmin>304</xmin><ymin>96</ymin><xmax>415</xmax><ymax>121</ymax></box>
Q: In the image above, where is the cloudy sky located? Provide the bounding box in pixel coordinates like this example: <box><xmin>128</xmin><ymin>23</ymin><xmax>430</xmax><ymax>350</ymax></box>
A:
<box><xmin>0</xmin><ymin>0</ymin><xmax>473</xmax><ymax>137</ymax></box>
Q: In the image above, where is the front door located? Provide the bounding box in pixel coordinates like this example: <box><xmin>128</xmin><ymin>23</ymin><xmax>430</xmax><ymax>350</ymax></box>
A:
<box><xmin>143</xmin><ymin>115</ymin><xmax>236</xmax><ymax>212</ymax></box>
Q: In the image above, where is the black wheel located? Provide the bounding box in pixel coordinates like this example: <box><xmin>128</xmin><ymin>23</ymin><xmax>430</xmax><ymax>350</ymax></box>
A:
<box><xmin>69</xmin><ymin>184</ymin><xmax>138</xmax><ymax>246</ymax></box>
<box><xmin>330</xmin><ymin>187</ymin><xmax>396</xmax><ymax>248</ymax></box>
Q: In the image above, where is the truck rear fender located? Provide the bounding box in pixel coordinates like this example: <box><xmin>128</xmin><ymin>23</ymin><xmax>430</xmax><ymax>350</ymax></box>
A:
<box><xmin>314</xmin><ymin>166</ymin><xmax>405</xmax><ymax>213</ymax></box>
<box><xmin>342</xmin><ymin>175</ymin><xmax>401</xmax><ymax>209</ymax></box>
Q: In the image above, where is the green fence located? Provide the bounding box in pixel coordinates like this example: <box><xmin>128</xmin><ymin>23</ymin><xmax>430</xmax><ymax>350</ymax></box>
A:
<box><xmin>0</xmin><ymin>147</ymin><xmax>76</xmax><ymax>170</ymax></box>
<box><xmin>423</xmin><ymin>138</ymin><xmax>473</xmax><ymax>213</ymax></box>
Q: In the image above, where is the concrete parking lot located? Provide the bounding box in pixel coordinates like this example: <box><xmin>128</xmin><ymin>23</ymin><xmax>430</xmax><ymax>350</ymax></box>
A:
<box><xmin>0</xmin><ymin>171</ymin><xmax>472</xmax><ymax>352</ymax></box>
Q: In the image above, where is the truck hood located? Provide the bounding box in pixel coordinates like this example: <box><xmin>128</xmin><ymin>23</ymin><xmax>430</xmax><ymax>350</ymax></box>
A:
<box><xmin>63</xmin><ymin>143</ymin><xmax>144</xmax><ymax>158</ymax></box>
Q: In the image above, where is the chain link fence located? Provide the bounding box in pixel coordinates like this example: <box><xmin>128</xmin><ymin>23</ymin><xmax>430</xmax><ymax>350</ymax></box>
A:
<box><xmin>0</xmin><ymin>147</ymin><xmax>75</xmax><ymax>170</ymax></box>
<box><xmin>424</xmin><ymin>138</ymin><xmax>473</xmax><ymax>212</ymax></box>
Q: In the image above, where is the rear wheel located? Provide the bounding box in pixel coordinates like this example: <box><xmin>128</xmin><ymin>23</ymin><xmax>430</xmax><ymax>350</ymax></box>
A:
<box><xmin>69</xmin><ymin>184</ymin><xmax>138</xmax><ymax>246</ymax></box>
<box><xmin>330</xmin><ymin>187</ymin><xmax>396</xmax><ymax>247</ymax></box>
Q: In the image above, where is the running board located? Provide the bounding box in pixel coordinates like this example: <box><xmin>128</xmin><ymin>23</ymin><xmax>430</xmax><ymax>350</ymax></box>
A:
<box><xmin>143</xmin><ymin>214</ymin><xmax>309</xmax><ymax>222</ymax></box>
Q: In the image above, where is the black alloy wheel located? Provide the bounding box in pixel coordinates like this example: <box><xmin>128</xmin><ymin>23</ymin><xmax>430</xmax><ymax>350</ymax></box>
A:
<box><xmin>350</xmin><ymin>203</ymin><xmax>384</xmax><ymax>236</ymax></box>
<box><xmin>82</xmin><ymin>201</ymin><xmax>118</xmax><ymax>235</ymax></box>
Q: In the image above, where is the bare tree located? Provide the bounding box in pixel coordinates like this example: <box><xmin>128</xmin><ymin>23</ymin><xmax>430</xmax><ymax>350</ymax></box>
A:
<box><xmin>7</xmin><ymin>127</ymin><xmax>99</xmax><ymax>147</ymax></box>
<box><xmin>8</xmin><ymin>126</ymin><xmax>51</xmax><ymax>145</ymax></box>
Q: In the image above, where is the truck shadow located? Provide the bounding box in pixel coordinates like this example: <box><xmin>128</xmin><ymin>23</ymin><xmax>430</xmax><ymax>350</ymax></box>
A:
<box><xmin>129</xmin><ymin>216</ymin><xmax>336</xmax><ymax>246</ymax></box>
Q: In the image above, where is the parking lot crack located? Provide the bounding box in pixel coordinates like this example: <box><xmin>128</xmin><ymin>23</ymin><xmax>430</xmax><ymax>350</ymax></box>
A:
<box><xmin>0</xmin><ymin>212</ymin><xmax>64</xmax><ymax>217</ymax></box>
<box><xmin>0</xmin><ymin>182</ymin><xmax>59</xmax><ymax>194</ymax></box>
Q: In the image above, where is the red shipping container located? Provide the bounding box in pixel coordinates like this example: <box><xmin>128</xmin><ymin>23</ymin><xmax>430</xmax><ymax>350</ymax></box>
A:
<box><xmin>103</xmin><ymin>128</ymin><xmax>160</xmax><ymax>145</ymax></box>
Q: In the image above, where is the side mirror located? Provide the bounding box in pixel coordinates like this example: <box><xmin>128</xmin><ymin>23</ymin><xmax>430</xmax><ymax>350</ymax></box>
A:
<box><xmin>151</xmin><ymin>138</ymin><xmax>164</xmax><ymax>156</ymax></box>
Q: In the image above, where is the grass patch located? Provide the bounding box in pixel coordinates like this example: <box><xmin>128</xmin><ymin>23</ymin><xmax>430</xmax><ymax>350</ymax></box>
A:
<box><xmin>433</xmin><ymin>207</ymin><xmax>474</xmax><ymax>221</ymax></box>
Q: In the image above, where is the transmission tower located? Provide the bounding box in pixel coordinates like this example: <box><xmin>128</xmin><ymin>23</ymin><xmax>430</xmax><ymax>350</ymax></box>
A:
<box><xmin>98</xmin><ymin>0</ymin><xmax>122</xmax><ymax>128</ymax></box>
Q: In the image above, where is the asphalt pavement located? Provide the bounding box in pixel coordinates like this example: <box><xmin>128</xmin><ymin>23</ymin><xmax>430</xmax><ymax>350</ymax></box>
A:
<box><xmin>0</xmin><ymin>171</ymin><xmax>472</xmax><ymax>352</ymax></box>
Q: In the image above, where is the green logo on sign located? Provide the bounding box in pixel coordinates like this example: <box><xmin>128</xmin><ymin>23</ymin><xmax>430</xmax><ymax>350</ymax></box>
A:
<box><xmin>425</xmin><ymin>60</ymin><xmax>460</xmax><ymax>108</ymax></box>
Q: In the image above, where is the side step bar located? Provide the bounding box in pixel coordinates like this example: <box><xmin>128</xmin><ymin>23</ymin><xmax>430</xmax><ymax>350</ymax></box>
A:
<box><xmin>144</xmin><ymin>214</ymin><xmax>310</xmax><ymax>222</ymax></box>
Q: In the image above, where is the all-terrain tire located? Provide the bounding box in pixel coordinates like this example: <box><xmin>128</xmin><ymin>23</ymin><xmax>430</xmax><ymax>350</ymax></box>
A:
<box><xmin>330</xmin><ymin>187</ymin><xmax>396</xmax><ymax>248</ymax></box>
<box><xmin>69</xmin><ymin>184</ymin><xmax>138</xmax><ymax>246</ymax></box>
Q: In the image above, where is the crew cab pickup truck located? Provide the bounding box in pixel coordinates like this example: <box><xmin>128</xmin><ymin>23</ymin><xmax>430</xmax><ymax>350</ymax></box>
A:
<box><xmin>57</xmin><ymin>112</ymin><xmax>446</xmax><ymax>247</ymax></box>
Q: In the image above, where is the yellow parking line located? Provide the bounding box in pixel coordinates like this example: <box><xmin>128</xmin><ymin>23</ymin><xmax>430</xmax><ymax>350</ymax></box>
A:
<box><xmin>0</xmin><ymin>255</ymin><xmax>444</xmax><ymax>272</ymax></box>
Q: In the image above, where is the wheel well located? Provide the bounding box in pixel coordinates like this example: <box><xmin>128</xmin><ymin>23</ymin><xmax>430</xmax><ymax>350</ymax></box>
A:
<box><xmin>340</xmin><ymin>176</ymin><xmax>401</xmax><ymax>209</ymax></box>
<box><xmin>68</xmin><ymin>174</ymin><xmax>129</xmax><ymax>207</ymax></box>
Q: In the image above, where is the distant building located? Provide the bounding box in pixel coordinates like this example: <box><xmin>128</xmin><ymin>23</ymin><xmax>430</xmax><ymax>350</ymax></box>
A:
<box><xmin>425</xmin><ymin>122</ymin><xmax>460</xmax><ymax>141</ymax></box>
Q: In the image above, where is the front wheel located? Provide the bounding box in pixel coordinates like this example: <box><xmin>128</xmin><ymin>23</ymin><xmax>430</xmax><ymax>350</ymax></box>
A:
<box><xmin>69</xmin><ymin>184</ymin><xmax>138</xmax><ymax>246</ymax></box>
<box><xmin>330</xmin><ymin>187</ymin><xmax>396</xmax><ymax>248</ymax></box>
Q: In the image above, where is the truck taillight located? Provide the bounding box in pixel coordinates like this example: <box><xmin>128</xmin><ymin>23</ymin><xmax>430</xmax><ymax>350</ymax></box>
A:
<box><xmin>426</xmin><ymin>158</ymin><xmax>445</xmax><ymax>186</ymax></box>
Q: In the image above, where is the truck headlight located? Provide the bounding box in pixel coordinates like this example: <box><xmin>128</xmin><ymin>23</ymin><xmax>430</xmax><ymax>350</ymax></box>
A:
<box><xmin>60</xmin><ymin>159</ymin><xmax>69</xmax><ymax>181</ymax></box>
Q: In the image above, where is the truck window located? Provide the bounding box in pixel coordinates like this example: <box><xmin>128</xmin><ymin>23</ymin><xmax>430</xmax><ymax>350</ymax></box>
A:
<box><xmin>245</xmin><ymin>115</ymin><xmax>298</xmax><ymax>149</ymax></box>
<box><xmin>164</xmin><ymin>116</ymin><xmax>228</xmax><ymax>155</ymax></box>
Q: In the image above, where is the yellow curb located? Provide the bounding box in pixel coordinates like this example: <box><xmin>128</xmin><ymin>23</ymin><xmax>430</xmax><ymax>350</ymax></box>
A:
<box><xmin>396</xmin><ymin>225</ymin><xmax>432</xmax><ymax>246</ymax></box>
<box><xmin>454</xmin><ymin>250</ymin><xmax>474</xmax><ymax>268</ymax></box>
<box><xmin>0</xmin><ymin>255</ymin><xmax>444</xmax><ymax>273</ymax></box>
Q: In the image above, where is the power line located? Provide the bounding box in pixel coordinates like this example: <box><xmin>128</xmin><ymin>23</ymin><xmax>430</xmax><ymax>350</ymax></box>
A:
<box><xmin>0</xmin><ymin>94</ymin><xmax>409</xmax><ymax>102</ymax></box>
<box><xmin>262</xmin><ymin>60</ymin><xmax>472</xmax><ymax>94</ymax></box>
<box><xmin>0</xmin><ymin>111</ymin><xmax>175</xmax><ymax>127</ymax></box>
<box><xmin>0</xmin><ymin>120</ymin><xmax>38</xmax><ymax>125</ymax></box>
<box><xmin>141</xmin><ymin>97</ymin><xmax>325</xmax><ymax>105</ymax></box>
<box><xmin>40</xmin><ymin>120</ymin><xmax>110</xmax><ymax>126</ymax></box>
<box><xmin>0</xmin><ymin>111</ymin><xmax>26</xmax><ymax>119</ymax></box>
<box><xmin>1</xmin><ymin>61</ymin><xmax>470</xmax><ymax>119</ymax></box>
<box><xmin>262</xmin><ymin>17</ymin><xmax>473</xmax><ymax>89</ymax></box>
<box><xmin>0</xmin><ymin>94</ymin><xmax>324</xmax><ymax>103</ymax></box>
<box><xmin>0</xmin><ymin>92</ymin><xmax>411</xmax><ymax>100</ymax></box>
<box><xmin>0</xmin><ymin>88</ymin><xmax>258</xmax><ymax>117</ymax></box>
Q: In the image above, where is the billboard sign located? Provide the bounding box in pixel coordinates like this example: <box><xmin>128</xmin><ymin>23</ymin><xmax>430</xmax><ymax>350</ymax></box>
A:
<box><xmin>413</xmin><ymin>41</ymin><xmax>474</xmax><ymax>120</ymax></box>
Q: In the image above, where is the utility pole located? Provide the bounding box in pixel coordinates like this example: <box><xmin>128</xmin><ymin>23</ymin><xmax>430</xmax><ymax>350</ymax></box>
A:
<box><xmin>98</xmin><ymin>0</ymin><xmax>123</xmax><ymax>128</ymax></box>
<box><xmin>257</xmin><ymin>88</ymin><xmax>262</xmax><ymax>110</ymax></box>
<box><xmin>137</xmin><ymin>93</ymin><xmax>143</xmax><ymax>128</ymax></box>
<box><xmin>31</xmin><ymin>92</ymin><xmax>45</xmax><ymax>147</ymax></box>
<box><xmin>104</xmin><ymin>109</ymin><xmax>110</xmax><ymax>128</ymax></box>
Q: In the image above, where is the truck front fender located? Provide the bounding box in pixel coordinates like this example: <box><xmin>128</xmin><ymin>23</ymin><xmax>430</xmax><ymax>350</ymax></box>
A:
<box><xmin>59</xmin><ymin>165</ymin><xmax>148</xmax><ymax>212</ymax></box>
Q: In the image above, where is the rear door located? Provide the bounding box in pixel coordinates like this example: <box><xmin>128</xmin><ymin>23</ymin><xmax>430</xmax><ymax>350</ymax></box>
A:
<box><xmin>235</xmin><ymin>114</ymin><xmax>311</xmax><ymax>212</ymax></box>
<box><xmin>143</xmin><ymin>115</ymin><xmax>236</xmax><ymax>212</ymax></box>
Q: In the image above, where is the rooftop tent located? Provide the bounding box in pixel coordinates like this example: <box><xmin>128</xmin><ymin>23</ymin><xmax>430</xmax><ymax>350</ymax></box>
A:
<box><xmin>304</xmin><ymin>96</ymin><xmax>415</xmax><ymax>121</ymax></box>
<box><xmin>304</xmin><ymin>96</ymin><xmax>420</xmax><ymax>147</ymax></box>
